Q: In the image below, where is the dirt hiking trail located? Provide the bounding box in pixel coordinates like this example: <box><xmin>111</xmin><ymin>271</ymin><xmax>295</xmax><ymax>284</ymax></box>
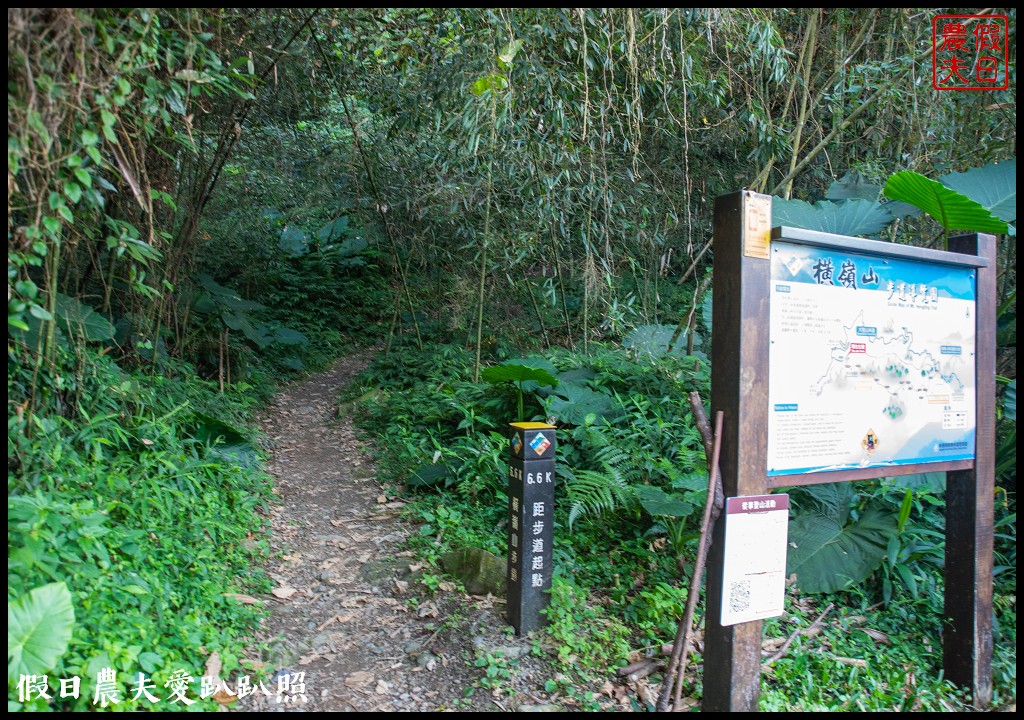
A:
<box><xmin>232</xmin><ymin>354</ymin><xmax>569</xmax><ymax>712</ymax></box>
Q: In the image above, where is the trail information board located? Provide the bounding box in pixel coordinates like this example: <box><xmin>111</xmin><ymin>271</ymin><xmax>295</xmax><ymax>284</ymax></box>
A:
<box><xmin>768</xmin><ymin>240</ymin><xmax>977</xmax><ymax>476</ymax></box>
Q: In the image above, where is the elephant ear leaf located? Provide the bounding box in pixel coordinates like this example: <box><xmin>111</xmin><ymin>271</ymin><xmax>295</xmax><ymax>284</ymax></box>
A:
<box><xmin>481</xmin><ymin>364</ymin><xmax>558</xmax><ymax>388</ymax></box>
<box><xmin>883</xmin><ymin>170</ymin><xmax>1009</xmax><ymax>234</ymax></box>
<box><xmin>55</xmin><ymin>293</ymin><xmax>114</xmax><ymax>342</ymax></box>
<box><xmin>8</xmin><ymin>582</ymin><xmax>76</xmax><ymax>681</ymax></box>
<box><xmin>623</xmin><ymin>323</ymin><xmax>699</xmax><ymax>360</ymax></box>
<box><xmin>826</xmin><ymin>172</ymin><xmax>881</xmax><ymax>202</ymax></box>
<box><xmin>940</xmin><ymin>158</ymin><xmax>1016</xmax><ymax>229</ymax></box>
<box><xmin>772</xmin><ymin>197</ymin><xmax>894</xmax><ymax>237</ymax></box>
<box><xmin>634</xmin><ymin>485</ymin><xmax>694</xmax><ymax>518</ymax></box>
<box><xmin>279</xmin><ymin>224</ymin><xmax>308</xmax><ymax>256</ymax></box>
<box><xmin>786</xmin><ymin>506</ymin><xmax>896</xmax><ymax>594</ymax></box>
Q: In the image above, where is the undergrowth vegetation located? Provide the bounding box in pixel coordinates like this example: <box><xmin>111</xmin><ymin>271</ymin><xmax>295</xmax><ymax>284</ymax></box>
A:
<box><xmin>8</xmin><ymin>343</ymin><xmax>275</xmax><ymax>710</ymax></box>
<box><xmin>346</xmin><ymin>328</ymin><xmax>1017</xmax><ymax>710</ymax></box>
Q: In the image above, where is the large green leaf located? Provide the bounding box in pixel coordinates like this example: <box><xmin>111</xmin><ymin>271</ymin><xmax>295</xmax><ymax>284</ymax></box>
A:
<box><xmin>772</xmin><ymin>197</ymin><xmax>894</xmax><ymax>236</ymax></box>
<box><xmin>623</xmin><ymin>323</ymin><xmax>700</xmax><ymax>360</ymax></box>
<box><xmin>192</xmin><ymin>413</ymin><xmax>259</xmax><ymax>469</ymax></box>
<box><xmin>197</xmin><ymin>274</ymin><xmax>265</xmax><ymax>311</ymax></box>
<box><xmin>406</xmin><ymin>464</ymin><xmax>451</xmax><ymax>488</ymax></box>
<box><xmin>279</xmin><ymin>224</ymin><xmax>309</xmax><ymax>256</ymax></box>
<box><xmin>280</xmin><ymin>357</ymin><xmax>305</xmax><ymax>371</ymax></box>
<box><xmin>481</xmin><ymin>364</ymin><xmax>558</xmax><ymax>388</ymax></box>
<box><xmin>888</xmin><ymin>472</ymin><xmax>946</xmax><ymax>493</ymax></box>
<box><xmin>883</xmin><ymin>171</ymin><xmax>1010</xmax><ymax>234</ymax></box>
<box><xmin>325</xmin><ymin>237</ymin><xmax>369</xmax><ymax>261</ymax></box>
<box><xmin>272</xmin><ymin>327</ymin><xmax>309</xmax><ymax>346</ymax></box>
<box><xmin>882</xmin><ymin>200</ymin><xmax>924</xmax><ymax>221</ymax></box>
<box><xmin>940</xmin><ymin>158</ymin><xmax>1016</xmax><ymax>223</ymax></box>
<box><xmin>787</xmin><ymin>505</ymin><xmax>896</xmax><ymax>593</ymax></box>
<box><xmin>546</xmin><ymin>384</ymin><xmax>617</xmax><ymax>425</ymax></box>
<box><xmin>8</xmin><ymin>582</ymin><xmax>75</xmax><ymax>681</ymax></box>
<box><xmin>556</xmin><ymin>368</ymin><xmax>596</xmax><ymax>386</ymax></box>
<box><xmin>55</xmin><ymin>293</ymin><xmax>114</xmax><ymax>342</ymax></box>
<box><xmin>316</xmin><ymin>216</ymin><xmax>350</xmax><ymax>243</ymax></box>
<box><xmin>221</xmin><ymin>312</ymin><xmax>272</xmax><ymax>347</ymax></box>
<box><xmin>700</xmin><ymin>293</ymin><xmax>713</xmax><ymax>334</ymax></box>
<box><xmin>633</xmin><ymin>485</ymin><xmax>694</xmax><ymax>518</ymax></box>
<box><xmin>826</xmin><ymin>172</ymin><xmax>881</xmax><ymax>202</ymax></box>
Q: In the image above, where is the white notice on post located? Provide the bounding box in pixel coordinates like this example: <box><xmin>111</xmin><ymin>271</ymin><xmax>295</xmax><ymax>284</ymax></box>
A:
<box><xmin>720</xmin><ymin>495</ymin><xmax>790</xmax><ymax>627</ymax></box>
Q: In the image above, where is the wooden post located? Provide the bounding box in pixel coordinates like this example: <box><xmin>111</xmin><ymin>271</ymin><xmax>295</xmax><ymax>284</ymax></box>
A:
<box><xmin>944</xmin><ymin>233</ymin><xmax>996</xmax><ymax>708</ymax></box>
<box><xmin>703</xmin><ymin>190</ymin><xmax>772</xmax><ymax>711</ymax></box>
<box><xmin>506</xmin><ymin>422</ymin><xmax>556</xmax><ymax>635</ymax></box>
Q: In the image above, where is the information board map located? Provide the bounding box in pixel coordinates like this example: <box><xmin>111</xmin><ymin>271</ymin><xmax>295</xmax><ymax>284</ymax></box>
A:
<box><xmin>768</xmin><ymin>241</ymin><xmax>976</xmax><ymax>476</ymax></box>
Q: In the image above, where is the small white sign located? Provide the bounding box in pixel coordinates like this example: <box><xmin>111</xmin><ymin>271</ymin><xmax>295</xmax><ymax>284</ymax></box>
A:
<box><xmin>720</xmin><ymin>494</ymin><xmax>790</xmax><ymax>626</ymax></box>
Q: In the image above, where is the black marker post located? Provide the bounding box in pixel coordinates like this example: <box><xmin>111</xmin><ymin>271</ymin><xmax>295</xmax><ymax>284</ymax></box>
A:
<box><xmin>507</xmin><ymin>422</ymin><xmax>556</xmax><ymax>635</ymax></box>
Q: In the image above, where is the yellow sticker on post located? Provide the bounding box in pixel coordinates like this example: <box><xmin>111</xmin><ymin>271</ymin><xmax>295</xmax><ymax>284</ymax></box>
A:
<box><xmin>743</xmin><ymin>192</ymin><xmax>771</xmax><ymax>259</ymax></box>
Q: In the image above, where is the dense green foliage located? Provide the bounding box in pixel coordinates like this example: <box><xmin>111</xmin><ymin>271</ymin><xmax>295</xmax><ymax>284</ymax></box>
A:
<box><xmin>349</xmin><ymin>333</ymin><xmax>1016</xmax><ymax>710</ymax></box>
<box><xmin>8</xmin><ymin>6</ymin><xmax>1016</xmax><ymax>712</ymax></box>
<box><xmin>8</xmin><ymin>344</ymin><xmax>274</xmax><ymax>710</ymax></box>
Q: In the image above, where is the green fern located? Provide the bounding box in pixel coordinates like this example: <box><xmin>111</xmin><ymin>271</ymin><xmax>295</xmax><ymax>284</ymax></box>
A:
<box><xmin>563</xmin><ymin>428</ymin><xmax>645</xmax><ymax>528</ymax></box>
<box><xmin>565</xmin><ymin>467</ymin><xmax>635</xmax><ymax>529</ymax></box>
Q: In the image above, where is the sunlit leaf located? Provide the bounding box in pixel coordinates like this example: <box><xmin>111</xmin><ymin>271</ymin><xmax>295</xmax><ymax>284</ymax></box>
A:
<box><xmin>883</xmin><ymin>171</ymin><xmax>1010</xmax><ymax>234</ymax></box>
<box><xmin>8</xmin><ymin>582</ymin><xmax>75</xmax><ymax>681</ymax></box>
<box><xmin>940</xmin><ymin>158</ymin><xmax>1016</xmax><ymax>224</ymax></box>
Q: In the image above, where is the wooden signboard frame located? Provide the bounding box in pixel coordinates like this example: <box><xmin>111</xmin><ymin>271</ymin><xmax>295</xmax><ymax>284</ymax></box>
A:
<box><xmin>703</xmin><ymin>190</ymin><xmax>995</xmax><ymax>711</ymax></box>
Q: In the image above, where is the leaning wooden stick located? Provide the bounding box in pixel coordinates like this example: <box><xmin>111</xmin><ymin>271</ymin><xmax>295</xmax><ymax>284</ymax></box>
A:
<box><xmin>688</xmin><ymin>392</ymin><xmax>726</xmax><ymax>512</ymax></box>
<box><xmin>764</xmin><ymin>602</ymin><xmax>834</xmax><ymax>665</ymax></box>
<box><xmin>655</xmin><ymin>400</ymin><xmax>724</xmax><ymax>711</ymax></box>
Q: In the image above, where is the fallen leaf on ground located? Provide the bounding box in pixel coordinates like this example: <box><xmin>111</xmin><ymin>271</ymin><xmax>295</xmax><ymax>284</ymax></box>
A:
<box><xmin>204</xmin><ymin>651</ymin><xmax>222</xmax><ymax>679</ymax></box>
<box><xmin>858</xmin><ymin>627</ymin><xmax>891</xmax><ymax>645</ymax></box>
<box><xmin>394</xmin><ymin>579</ymin><xmax>409</xmax><ymax>593</ymax></box>
<box><xmin>224</xmin><ymin>593</ymin><xmax>261</xmax><ymax>604</ymax></box>
<box><xmin>376</xmin><ymin>495</ymin><xmax>388</xmax><ymax>504</ymax></box>
<box><xmin>376</xmin><ymin>679</ymin><xmax>390</xmax><ymax>695</ymax></box>
<box><xmin>272</xmin><ymin>586</ymin><xmax>298</xmax><ymax>599</ymax></box>
<box><xmin>834</xmin><ymin>656</ymin><xmax>868</xmax><ymax>667</ymax></box>
<box><xmin>344</xmin><ymin>671</ymin><xmax>374</xmax><ymax>688</ymax></box>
